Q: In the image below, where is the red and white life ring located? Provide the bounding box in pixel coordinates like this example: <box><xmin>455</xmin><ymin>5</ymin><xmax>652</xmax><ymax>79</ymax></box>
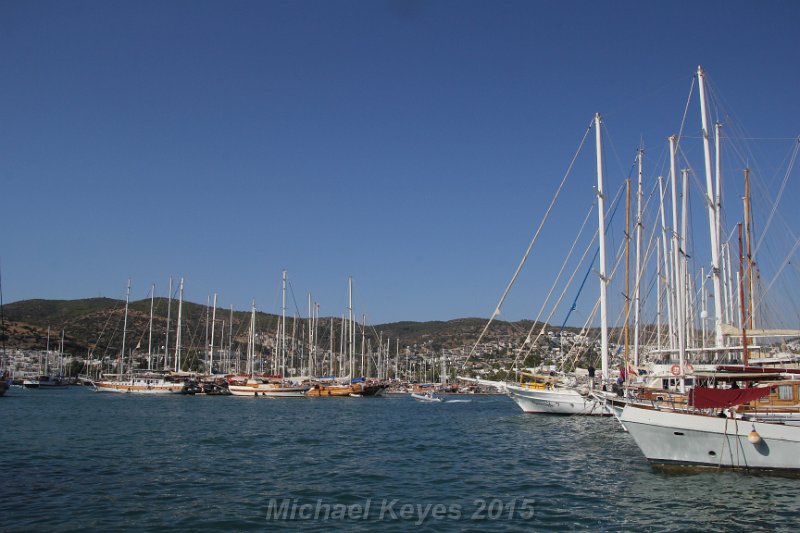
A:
<box><xmin>670</xmin><ymin>364</ymin><xmax>681</xmax><ymax>376</ymax></box>
<box><xmin>684</xmin><ymin>363</ymin><xmax>695</xmax><ymax>374</ymax></box>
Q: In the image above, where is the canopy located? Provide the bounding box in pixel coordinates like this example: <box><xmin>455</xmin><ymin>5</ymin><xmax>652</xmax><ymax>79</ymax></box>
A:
<box><xmin>688</xmin><ymin>386</ymin><xmax>772</xmax><ymax>409</ymax></box>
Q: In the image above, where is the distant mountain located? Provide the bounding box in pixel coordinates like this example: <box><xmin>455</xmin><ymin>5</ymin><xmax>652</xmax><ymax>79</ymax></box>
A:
<box><xmin>1</xmin><ymin>297</ymin><xmax>559</xmax><ymax>356</ymax></box>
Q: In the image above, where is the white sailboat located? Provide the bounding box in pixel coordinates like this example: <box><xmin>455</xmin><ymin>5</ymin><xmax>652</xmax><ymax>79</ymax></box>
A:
<box><xmin>93</xmin><ymin>279</ymin><xmax>184</xmax><ymax>394</ymax></box>
<box><xmin>473</xmin><ymin>113</ymin><xmax>610</xmax><ymax>416</ymax></box>
<box><xmin>228</xmin><ymin>294</ymin><xmax>308</xmax><ymax>398</ymax></box>
<box><xmin>619</xmin><ymin>66</ymin><xmax>800</xmax><ymax>471</ymax></box>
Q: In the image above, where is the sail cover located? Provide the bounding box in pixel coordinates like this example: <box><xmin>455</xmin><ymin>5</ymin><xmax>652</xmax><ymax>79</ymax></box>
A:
<box><xmin>688</xmin><ymin>386</ymin><xmax>772</xmax><ymax>409</ymax></box>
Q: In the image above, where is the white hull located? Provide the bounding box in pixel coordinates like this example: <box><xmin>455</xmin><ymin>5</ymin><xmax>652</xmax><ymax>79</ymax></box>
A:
<box><xmin>411</xmin><ymin>393</ymin><xmax>442</xmax><ymax>403</ymax></box>
<box><xmin>506</xmin><ymin>384</ymin><xmax>605</xmax><ymax>415</ymax></box>
<box><xmin>93</xmin><ymin>380</ymin><xmax>185</xmax><ymax>394</ymax></box>
<box><xmin>228</xmin><ymin>384</ymin><xmax>308</xmax><ymax>397</ymax></box>
<box><xmin>621</xmin><ymin>404</ymin><xmax>800</xmax><ymax>471</ymax></box>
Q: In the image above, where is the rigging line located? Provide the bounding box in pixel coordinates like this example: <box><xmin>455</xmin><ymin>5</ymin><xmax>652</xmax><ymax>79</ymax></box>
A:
<box><xmin>757</xmin><ymin>234</ymin><xmax>800</xmax><ymax>315</ymax></box>
<box><xmin>518</xmin><ymin>181</ymin><xmax>627</xmax><ymax>365</ymax></box>
<box><xmin>754</xmin><ymin>138</ymin><xmax>800</xmax><ymax>255</ymax></box>
<box><xmin>465</xmin><ymin>119</ymin><xmax>594</xmax><ymax>364</ymax></box>
<box><xmin>509</xmin><ymin>203</ymin><xmax>597</xmax><ymax>375</ymax></box>
<box><xmin>673</xmin><ymin>75</ymin><xmax>696</xmax><ymax>156</ymax></box>
<box><xmin>611</xmin><ymin>176</ymin><xmax>664</xmax><ymax>348</ymax></box>
<box><xmin>559</xmin><ymin>247</ymin><xmax>598</xmax><ymax>334</ymax></box>
<box><xmin>523</xmin><ymin>204</ymin><xmax>595</xmax><ymax>347</ymax></box>
<box><xmin>551</xmin><ymin>178</ymin><xmax>622</xmax><ymax>334</ymax></box>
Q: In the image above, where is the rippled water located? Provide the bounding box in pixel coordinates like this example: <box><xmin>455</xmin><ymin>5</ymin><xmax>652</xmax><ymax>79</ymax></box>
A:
<box><xmin>2</xmin><ymin>388</ymin><xmax>798</xmax><ymax>531</ymax></box>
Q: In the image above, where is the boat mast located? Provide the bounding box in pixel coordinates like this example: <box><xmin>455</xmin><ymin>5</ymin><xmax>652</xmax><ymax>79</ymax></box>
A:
<box><xmin>308</xmin><ymin>293</ymin><xmax>313</xmax><ymax>377</ymax></box>
<box><xmin>594</xmin><ymin>113</ymin><xmax>609</xmax><ymax>381</ymax></box>
<box><xmin>348</xmin><ymin>276</ymin><xmax>354</xmax><ymax>382</ymax></box>
<box><xmin>624</xmin><ymin>177</ymin><xmax>631</xmax><ymax>379</ymax></box>
<box><xmin>681</xmin><ymin>169</ymin><xmax>691</xmax><ymax>354</ymax></box>
<box><xmin>248</xmin><ymin>299</ymin><xmax>256</xmax><ymax>377</ymax></box>
<box><xmin>330</xmin><ymin>316</ymin><xmax>336</xmax><ymax>376</ymax></box>
<box><xmin>44</xmin><ymin>325</ymin><xmax>49</xmax><ymax>375</ymax></box>
<box><xmin>658</xmin><ymin>176</ymin><xmax>675</xmax><ymax>352</ymax></box>
<box><xmin>744</xmin><ymin>168</ymin><xmax>755</xmax><ymax>329</ymax></box>
<box><xmin>669</xmin><ymin>136</ymin><xmax>686</xmax><ymax>390</ymax></box>
<box><xmin>204</xmin><ymin>295</ymin><xmax>209</xmax><ymax>371</ymax></box>
<box><xmin>174</xmin><ymin>277</ymin><xmax>183</xmax><ymax>372</ymax></box>
<box><xmin>633</xmin><ymin>148</ymin><xmax>644</xmax><ymax>366</ymax></box>
<box><xmin>210</xmin><ymin>292</ymin><xmax>217</xmax><ymax>373</ymax></box>
<box><xmin>165</xmin><ymin>277</ymin><xmax>172</xmax><ymax>371</ymax></box>
<box><xmin>121</xmin><ymin>278</ymin><xmax>130</xmax><ymax>377</ymax></box>
<box><xmin>59</xmin><ymin>329</ymin><xmax>65</xmax><ymax>376</ymax></box>
<box><xmin>657</xmin><ymin>237</ymin><xmax>662</xmax><ymax>353</ymax></box>
<box><xmin>228</xmin><ymin>305</ymin><xmax>234</xmax><ymax>372</ymax></box>
<box><xmin>148</xmin><ymin>283</ymin><xmax>154</xmax><ymax>370</ymax></box>
<box><xmin>361</xmin><ymin>314</ymin><xmax>366</xmax><ymax>377</ymax></box>
<box><xmin>281</xmin><ymin>270</ymin><xmax>287</xmax><ymax>378</ymax></box>
<box><xmin>697</xmin><ymin>65</ymin><xmax>724</xmax><ymax>348</ymax></box>
<box><xmin>738</xmin><ymin>223</ymin><xmax>749</xmax><ymax>365</ymax></box>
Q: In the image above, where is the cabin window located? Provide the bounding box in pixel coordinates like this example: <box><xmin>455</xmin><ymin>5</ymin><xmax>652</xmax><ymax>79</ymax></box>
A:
<box><xmin>778</xmin><ymin>385</ymin><xmax>793</xmax><ymax>401</ymax></box>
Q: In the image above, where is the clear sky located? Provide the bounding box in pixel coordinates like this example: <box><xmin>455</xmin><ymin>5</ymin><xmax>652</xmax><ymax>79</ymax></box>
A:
<box><xmin>2</xmin><ymin>0</ymin><xmax>799</xmax><ymax>324</ymax></box>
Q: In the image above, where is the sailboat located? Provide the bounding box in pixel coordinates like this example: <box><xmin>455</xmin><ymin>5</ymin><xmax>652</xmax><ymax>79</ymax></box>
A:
<box><xmin>305</xmin><ymin>277</ymin><xmax>386</xmax><ymax>398</ymax></box>
<box><xmin>462</xmin><ymin>114</ymin><xmax>613</xmax><ymax>415</ymax></box>
<box><xmin>93</xmin><ymin>279</ymin><xmax>185</xmax><ymax>394</ymax></box>
<box><xmin>23</xmin><ymin>327</ymin><xmax>69</xmax><ymax>388</ymax></box>
<box><xmin>617</xmin><ymin>66</ymin><xmax>800</xmax><ymax>471</ymax></box>
<box><xmin>227</xmin><ymin>294</ymin><xmax>309</xmax><ymax>398</ymax></box>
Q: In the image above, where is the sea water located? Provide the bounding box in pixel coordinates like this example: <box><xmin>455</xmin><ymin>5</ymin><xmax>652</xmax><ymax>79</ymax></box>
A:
<box><xmin>1</xmin><ymin>388</ymin><xmax>798</xmax><ymax>532</ymax></box>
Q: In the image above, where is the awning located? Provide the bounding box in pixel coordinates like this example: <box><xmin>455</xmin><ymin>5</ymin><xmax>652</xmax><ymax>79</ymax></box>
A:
<box><xmin>688</xmin><ymin>386</ymin><xmax>772</xmax><ymax>409</ymax></box>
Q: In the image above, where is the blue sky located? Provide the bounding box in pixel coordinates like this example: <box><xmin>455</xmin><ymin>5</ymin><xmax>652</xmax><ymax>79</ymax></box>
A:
<box><xmin>2</xmin><ymin>0</ymin><xmax>799</xmax><ymax>324</ymax></box>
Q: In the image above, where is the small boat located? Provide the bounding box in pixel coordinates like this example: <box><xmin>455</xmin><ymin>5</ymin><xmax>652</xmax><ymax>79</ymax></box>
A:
<box><xmin>23</xmin><ymin>375</ymin><xmax>69</xmax><ymax>389</ymax></box>
<box><xmin>411</xmin><ymin>392</ymin><xmax>442</xmax><ymax>403</ymax></box>
<box><xmin>227</xmin><ymin>378</ymin><xmax>309</xmax><ymax>397</ymax></box>
<box><xmin>92</xmin><ymin>375</ymin><xmax>186</xmax><ymax>394</ymax></box>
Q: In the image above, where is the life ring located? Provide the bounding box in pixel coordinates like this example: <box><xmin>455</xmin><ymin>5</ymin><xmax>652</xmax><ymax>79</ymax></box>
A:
<box><xmin>684</xmin><ymin>363</ymin><xmax>695</xmax><ymax>374</ymax></box>
<box><xmin>670</xmin><ymin>364</ymin><xmax>681</xmax><ymax>376</ymax></box>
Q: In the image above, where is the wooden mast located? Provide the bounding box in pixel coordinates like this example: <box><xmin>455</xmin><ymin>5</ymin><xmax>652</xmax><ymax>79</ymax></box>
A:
<box><xmin>738</xmin><ymin>223</ymin><xmax>749</xmax><ymax>365</ymax></box>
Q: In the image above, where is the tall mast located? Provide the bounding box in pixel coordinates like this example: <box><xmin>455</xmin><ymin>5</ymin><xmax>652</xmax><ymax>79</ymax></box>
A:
<box><xmin>658</xmin><ymin>176</ymin><xmax>675</xmax><ymax>351</ymax></box>
<box><xmin>633</xmin><ymin>148</ymin><xmax>644</xmax><ymax>366</ymax></box>
<box><xmin>594</xmin><ymin>113</ymin><xmax>609</xmax><ymax>381</ymax></box>
<box><xmin>210</xmin><ymin>292</ymin><xmax>217</xmax><ymax>373</ymax></box>
<box><xmin>361</xmin><ymin>314</ymin><xmax>366</xmax><ymax>377</ymax></box>
<box><xmin>59</xmin><ymin>329</ymin><xmax>65</xmax><ymax>376</ymax></box>
<box><xmin>657</xmin><ymin>237</ymin><xmax>662</xmax><ymax>353</ymax></box>
<box><xmin>697</xmin><ymin>65</ymin><xmax>724</xmax><ymax>348</ymax></box>
<box><xmin>701</xmin><ymin>267</ymin><xmax>707</xmax><ymax>349</ymax></box>
<box><xmin>623</xmin><ymin>177</ymin><xmax>631</xmax><ymax>376</ymax></box>
<box><xmin>681</xmin><ymin>169</ymin><xmax>691</xmax><ymax>358</ymax></box>
<box><xmin>308</xmin><ymin>293</ymin><xmax>313</xmax><ymax>377</ymax></box>
<box><xmin>330</xmin><ymin>316</ymin><xmax>336</xmax><ymax>375</ymax></box>
<box><xmin>348</xmin><ymin>277</ymin><xmax>354</xmax><ymax>382</ymax></box>
<box><xmin>205</xmin><ymin>295</ymin><xmax>210</xmax><ymax>370</ymax></box>
<box><xmin>44</xmin><ymin>326</ymin><xmax>49</xmax><ymax>375</ymax></box>
<box><xmin>147</xmin><ymin>283</ymin><xmax>154</xmax><ymax>370</ymax></box>
<box><xmin>229</xmin><ymin>305</ymin><xmax>234</xmax><ymax>372</ymax></box>
<box><xmin>120</xmin><ymin>278</ymin><xmax>131</xmax><ymax>376</ymax></box>
<box><xmin>738</xmin><ymin>224</ymin><xmax>749</xmax><ymax>365</ymax></box>
<box><xmin>670</xmin><ymin>137</ymin><xmax>686</xmax><ymax>391</ymax></box>
<box><xmin>174</xmin><ymin>277</ymin><xmax>184</xmax><ymax>372</ymax></box>
<box><xmin>165</xmin><ymin>277</ymin><xmax>172</xmax><ymax>371</ymax></box>
<box><xmin>249</xmin><ymin>299</ymin><xmax>256</xmax><ymax>377</ymax></box>
<box><xmin>715</xmin><ymin>122</ymin><xmax>723</xmax><ymax>293</ymax></box>
<box><xmin>281</xmin><ymin>270</ymin><xmax>287</xmax><ymax>377</ymax></box>
<box><xmin>744</xmin><ymin>168</ymin><xmax>755</xmax><ymax>329</ymax></box>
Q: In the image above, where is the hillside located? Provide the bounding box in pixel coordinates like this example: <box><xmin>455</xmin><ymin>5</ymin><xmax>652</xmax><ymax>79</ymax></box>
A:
<box><xmin>1</xmin><ymin>298</ymin><xmax>557</xmax><ymax>356</ymax></box>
